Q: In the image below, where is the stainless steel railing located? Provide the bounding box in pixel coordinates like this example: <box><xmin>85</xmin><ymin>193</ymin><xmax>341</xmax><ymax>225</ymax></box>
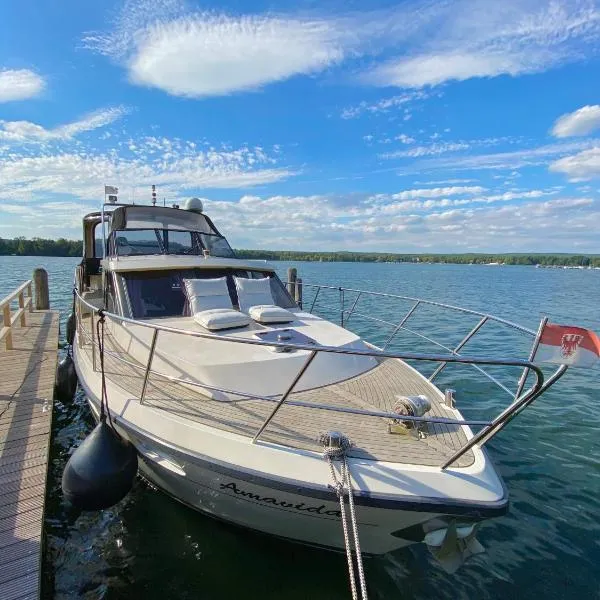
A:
<box><xmin>297</xmin><ymin>282</ymin><xmax>541</xmax><ymax>400</ymax></box>
<box><xmin>73</xmin><ymin>286</ymin><xmax>567</xmax><ymax>469</ymax></box>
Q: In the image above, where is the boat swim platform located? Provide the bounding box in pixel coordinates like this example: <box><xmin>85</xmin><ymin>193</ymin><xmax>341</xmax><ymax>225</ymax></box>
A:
<box><xmin>85</xmin><ymin>323</ymin><xmax>474</xmax><ymax>468</ymax></box>
<box><xmin>0</xmin><ymin>309</ymin><xmax>59</xmax><ymax>600</ymax></box>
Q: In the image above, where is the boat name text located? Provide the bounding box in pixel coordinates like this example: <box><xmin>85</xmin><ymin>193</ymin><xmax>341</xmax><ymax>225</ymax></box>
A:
<box><xmin>219</xmin><ymin>482</ymin><xmax>341</xmax><ymax>517</ymax></box>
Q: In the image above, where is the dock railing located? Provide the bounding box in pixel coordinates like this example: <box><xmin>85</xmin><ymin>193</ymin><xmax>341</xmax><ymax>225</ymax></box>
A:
<box><xmin>0</xmin><ymin>280</ymin><xmax>33</xmax><ymax>350</ymax></box>
<box><xmin>73</xmin><ymin>282</ymin><xmax>569</xmax><ymax>468</ymax></box>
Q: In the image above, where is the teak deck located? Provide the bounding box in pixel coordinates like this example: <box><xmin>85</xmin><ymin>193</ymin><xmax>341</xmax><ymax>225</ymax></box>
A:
<box><xmin>80</xmin><ymin>320</ymin><xmax>474</xmax><ymax>468</ymax></box>
<box><xmin>0</xmin><ymin>311</ymin><xmax>59</xmax><ymax>600</ymax></box>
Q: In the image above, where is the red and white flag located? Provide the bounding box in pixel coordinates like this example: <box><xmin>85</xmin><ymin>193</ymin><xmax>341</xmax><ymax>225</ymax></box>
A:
<box><xmin>534</xmin><ymin>323</ymin><xmax>600</xmax><ymax>367</ymax></box>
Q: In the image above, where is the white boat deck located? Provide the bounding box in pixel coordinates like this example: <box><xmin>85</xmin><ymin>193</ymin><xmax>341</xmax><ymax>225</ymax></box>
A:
<box><xmin>80</xmin><ymin>321</ymin><xmax>474</xmax><ymax>468</ymax></box>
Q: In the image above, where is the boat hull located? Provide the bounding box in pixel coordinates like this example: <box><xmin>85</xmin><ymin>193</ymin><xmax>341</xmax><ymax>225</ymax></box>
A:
<box><xmin>86</xmin><ymin>397</ymin><xmax>496</xmax><ymax>555</ymax></box>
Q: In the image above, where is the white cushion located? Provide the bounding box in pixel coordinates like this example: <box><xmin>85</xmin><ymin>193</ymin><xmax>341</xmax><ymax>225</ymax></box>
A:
<box><xmin>183</xmin><ymin>277</ymin><xmax>232</xmax><ymax>313</ymax></box>
<box><xmin>249</xmin><ymin>305</ymin><xmax>294</xmax><ymax>324</ymax></box>
<box><xmin>234</xmin><ymin>276</ymin><xmax>274</xmax><ymax>312</ymax></box>
<box><xmin>193</xmin><ymin>308</ymin><xmax>251</xmax><ymax>331</ymax></box>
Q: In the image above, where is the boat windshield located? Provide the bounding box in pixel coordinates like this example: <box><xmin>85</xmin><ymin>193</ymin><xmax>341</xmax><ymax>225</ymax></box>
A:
<box><xmin>109</xmin><ymin>228</ymin><xmax>235</xmax><ymax>258</ymax></box>
<box><xmin>119</xmin><ymin>268</ymin><xmax>296</xmax><ymax>319</ymax></box>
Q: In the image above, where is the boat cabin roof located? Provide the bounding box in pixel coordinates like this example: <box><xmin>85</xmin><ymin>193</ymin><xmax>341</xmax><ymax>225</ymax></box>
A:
<box><xmin>103</xmin><ymin>254</ymin><xmax>276</xmax><ymax>273</ymax></box>
<box><xmin>110</xmin><ymin>205</ymin><xmax>220</xmax><ymax>235</ymax></box>
<box><xmin>82</xmin><ymin>203</ymin><xmax>235</xmax><ymax>261</ymax></box>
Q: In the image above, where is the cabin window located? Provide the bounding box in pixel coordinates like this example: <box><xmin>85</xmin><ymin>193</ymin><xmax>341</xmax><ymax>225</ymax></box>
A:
<box><xmin>112</xmin><ymin>230</ymin><xmax>163</xmax><ymax>256</ymax></box>
<box><xmin>120</xmin><ymin>269</ymin><xmax>296</xmax><ymax>318</ymax></box>
<box><xmin>108</xmin><ymin>228</ymin><xmax>234</xmax><ymax>258</ymax></box>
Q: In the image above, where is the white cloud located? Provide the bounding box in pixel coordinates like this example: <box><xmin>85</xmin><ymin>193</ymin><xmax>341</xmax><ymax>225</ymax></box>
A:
<box><xmin>405</xmin><ymin>139</ymin><xmax>600</xmax><ymax>172</ymax></box>
<box><xmin>84</xmin><ymin>1</ymin><xmax>600</xmax><ymax>97</ymax></box>
<box><xmin>549</xmin><ymin>147</ymin><xmax>600</xmax><ymax>180</ymax></box>
<box><xmin>0</xmin><ymin>107</ymin><xmax>128</xmax><ymax>143</ymax></box>
<box><xmin>552</xmin><ymin>105</ymin><xmax>600</xmax><ymax>138</ymax></box>
<box><xmin>390</xmin><ymin>185</ymin><xmax>486</xmax><ymax>200</ymax></box>
<box><xmin>0</xmin><ymin>141</ymin><xmax>294</xmax><ymax>206</ymax></box>
<box><xmin>382</xmin><ymin>142</ymin><xmax>470</xmax><ymax>159</ymax></box>
<box><xmin>0</xmin><ymin>69</ymin><xmax>45</xmax><ymax>102</ymax></box>
<box><xmin>202</xmin><ymin>194</ymin><xmax>599</xmax><ymax>252</ymax></box>
<box><xmin>340</xmin><ymin>90</ymin><xmax>433</xmax><ymax>119</ymax></box>
<box><xmin>396</xmin><ymin>134</ymin><xmax>415</xmax><ymax>144</ymax></box>
<box><xmin>363</xmin><ymin>0</ymin><xmax>600</xmax><ymax>88</ymax></box>
<box><xmin>85</xmin><ymin>8</ymin><xmax>347</xmax><ymax>98</ymax></box>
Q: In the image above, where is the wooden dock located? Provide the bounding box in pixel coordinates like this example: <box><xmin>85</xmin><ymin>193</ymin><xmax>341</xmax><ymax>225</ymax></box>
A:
<box><xmin>0</xmin><ymin>276</ymin><xmax>58</xmax><ymax>600</ymax></box>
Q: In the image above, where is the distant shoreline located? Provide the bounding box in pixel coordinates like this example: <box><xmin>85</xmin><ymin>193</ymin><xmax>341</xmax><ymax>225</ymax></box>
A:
<box><xmin>1</xmin><ymin>238</ymin><xmax>598</xmax><ymax>267</ymax></box>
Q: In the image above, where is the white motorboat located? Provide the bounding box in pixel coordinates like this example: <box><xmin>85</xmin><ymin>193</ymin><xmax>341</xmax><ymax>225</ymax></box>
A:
<box><xmin>70</xmin><ymin>193</ymin><xmax>597</xmax><ymax>572</ymax></box>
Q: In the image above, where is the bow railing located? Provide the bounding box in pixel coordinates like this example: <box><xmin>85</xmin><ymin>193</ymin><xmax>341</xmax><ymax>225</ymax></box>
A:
<box><xmin>73</xmin><ymin>283</ymin><xmax>569</xmax><ymax>468</ymax></box>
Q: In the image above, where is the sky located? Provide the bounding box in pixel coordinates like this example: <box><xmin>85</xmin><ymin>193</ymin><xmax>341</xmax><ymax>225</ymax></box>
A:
<box><xmin>0</xmin><ymin>0</ymin><xmax>600</xmax><ymax>253</ymax></box>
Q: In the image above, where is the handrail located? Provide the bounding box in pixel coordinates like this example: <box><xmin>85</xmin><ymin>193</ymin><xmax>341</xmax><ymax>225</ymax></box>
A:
<box><xmin>299</xmin><ymin>281</ymin><xmax>537</xmax><ymax>337</ymax></box>
<box><xmin>0</xmin><ymin>280</ymin><xmax>32</xmax><ymax>309</ymax></box>
<box><xmin>302</xmin><ymin>281</ymin><xmax>539</xmax><ymax>400</ymax></box>
<box><xmin>0</xmin><ymin>280</ymin><xmax>33</xmax><ymax>350</ymax></box>
<box><xmin>73</xmin><ymin>289</ymin><xmax>557</xmax><ymax>468</ymax></box>
<box><xmin>74</xmin><ymin>291</ymin><xmax>544</xmax><ymax>374</ymax></box>
<box><xmin>76</xmin><ymin>324</ymin><xmax>495</xmax><ymax>427</ymax></box>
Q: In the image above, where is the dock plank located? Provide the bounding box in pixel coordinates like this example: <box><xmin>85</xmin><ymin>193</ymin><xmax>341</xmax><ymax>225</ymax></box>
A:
<box><xmin>0</xmin><ymin>310</ymin><xmax>59</xmax><ymax>600</ymax></box>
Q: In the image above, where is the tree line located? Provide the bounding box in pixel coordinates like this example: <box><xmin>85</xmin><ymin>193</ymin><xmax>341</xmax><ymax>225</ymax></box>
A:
<box><xmin>0</xmin><ymin>237</ymin><xmax>82</xmax><ymax>257</ymax></box>
<box><xmin>235</xmin><ymin>249</ymin><xmax>600</xmax><ymax>267</ymax></box>
<box><xmin>1</xmin><ymin>237</ymin><xmax>598</xmax><ymax>267</ymax></box>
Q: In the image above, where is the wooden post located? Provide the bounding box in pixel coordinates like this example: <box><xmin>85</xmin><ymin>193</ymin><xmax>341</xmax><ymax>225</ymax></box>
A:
<box><xmin>287</xmin><ymin>267</ymin><xmax>297</xmax><ymax>297</ymax></box>
<box><xmin>18</xmin><ymin>292</ymin><xmax>26</xmax><ymax>326</ymax></box>
<box><xmin>3</xmin><ymin>304</ymin><xmax>12</xmax><ymax>350</ymax></box>
<box><xmin>295</xmin><ymin>278</ymin><xmax>303</xmax><ymax>309</ymax></box>
<box><xmin>33</xmin><ymin>268</ymin><xmax>49</xmax><ymax>310</ymax></box>
<box><xmin>27</xmin><ymin>282</ymin><xmax>33</xmax><ymax>312</ymax></box>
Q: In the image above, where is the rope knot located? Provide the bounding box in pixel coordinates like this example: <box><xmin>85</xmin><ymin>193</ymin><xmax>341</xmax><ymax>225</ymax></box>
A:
<box><xmin>318</xmin><ymin>430</ymin><xmax>353</xmax><ymax>460</ymax></box>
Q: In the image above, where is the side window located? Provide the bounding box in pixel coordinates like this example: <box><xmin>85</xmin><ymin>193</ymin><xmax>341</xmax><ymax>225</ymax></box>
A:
<box><xmin>94</xmin><ymin>224</ymin><xmax>104</xmax><ymax>257</ymax></box>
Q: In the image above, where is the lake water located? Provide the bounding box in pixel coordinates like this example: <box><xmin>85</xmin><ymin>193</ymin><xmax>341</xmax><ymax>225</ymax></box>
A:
<box><xmin>1</xmin><ymin>256</ymin><xmax>599</xmax><ymax>599</ymax></box>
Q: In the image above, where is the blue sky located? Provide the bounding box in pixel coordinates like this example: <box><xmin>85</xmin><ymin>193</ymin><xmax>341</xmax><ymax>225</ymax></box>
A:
<box><xmin>1</xmin><ymin>0</ymin><xmax>599</xmax><ymax>252</ymax></box>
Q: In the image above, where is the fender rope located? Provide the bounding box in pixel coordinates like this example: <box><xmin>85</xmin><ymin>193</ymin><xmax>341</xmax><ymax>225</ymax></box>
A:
<box><xmin>96</xmin><ymin>310</ymin><xmax>116</xmax><ymax>431</ymax></box>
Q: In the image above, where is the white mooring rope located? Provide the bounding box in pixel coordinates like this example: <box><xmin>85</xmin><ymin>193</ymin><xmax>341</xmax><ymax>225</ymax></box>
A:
<box><xmin>320</xmin><ymin>433</ymin><xmax>368</xmax><ymax>600</ymax></box>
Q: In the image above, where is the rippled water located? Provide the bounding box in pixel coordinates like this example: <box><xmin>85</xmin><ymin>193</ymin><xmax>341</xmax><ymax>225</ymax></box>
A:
<box><xmin>1</xmin><ymin>256</ymin><xmax>599</xmax><ymax>599</ymax></box>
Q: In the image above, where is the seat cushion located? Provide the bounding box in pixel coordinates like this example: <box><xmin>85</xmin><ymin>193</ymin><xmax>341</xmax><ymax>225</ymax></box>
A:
<box><xmin>183</xmin><ymin>277</ymin><xmax>233</xmax><ymax>313</ymax></box>
<box><xmin>193</xmin><ymin>308</ymin><xmax>251</xmax><ymax>331</ymax></box>
<box><xmin>233</xmin><ymin>276</ymin><xmax>274</xmax><ymax>312</ymax></box>
<box><xmin>249</xmin><ymin>304</ymin><xmax>294</xmax><ymax>324</ymax></box>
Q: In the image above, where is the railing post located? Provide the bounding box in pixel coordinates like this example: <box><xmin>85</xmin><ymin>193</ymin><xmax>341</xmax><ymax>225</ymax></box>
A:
<box><xmin>429</xmin><ymin>316</ymin><xmax>488</xmax><ymax>382</ymax></box>
<box><xmin>76</xmin><ymin>295</ymin><xmax>84</xmax><ymax>349</ymax></box>
<box><xmin>252</xmin><ymin>350</ymin><xmax>318</xmax><ymax>443</ymax></box>
<box><xmin>382</xmin><ymin>301</ymin><xmax>420</xmax><ymax>350</ymax></box>
<box><xmin>91</xmin><ymin>312</ymin><xmax>96</xmax><ymax>372</ymax></box>
<box><xmin>140</xmin><ymin>329</ymin><xmax>159</xmax><ymax>405</ymax></box>
<box><xmin>3</xmin><ymin>304</ymin><xmax>12</xmax><ymax>350</ymax></box>
<box><xmin>18</xmin><ymin>292</ymin><xmax>26</xmax><ymax>327</ymax></box>
<box><xmin>27</xmin><ymin>282</ymin><xmax>33</xmax><ymax>312</ymax></box>
<box><xmin>344</xmin><ymin>291</ymin><xmax>362</xmax><ymax>326</ymax></box>
<box><xmin>340</xmin><ymin>288</ymin><xmax>345</xmax><ymax>327</ymax></box>
<box><xmin>33</xmin><ymin>268</ymin><xmax>49</xmax><ymax>310</ymax></box>
<box><xmin>309</xmin><ymin>286</ymin><xmax>321</xmax><ymax>313</ymax></box>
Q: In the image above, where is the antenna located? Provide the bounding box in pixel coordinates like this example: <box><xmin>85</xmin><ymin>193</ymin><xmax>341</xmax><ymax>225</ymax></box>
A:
<box><xmin>152</xmin><ymin>184</ymin><xmax>156</xmax><ymax>206</ymax></box>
